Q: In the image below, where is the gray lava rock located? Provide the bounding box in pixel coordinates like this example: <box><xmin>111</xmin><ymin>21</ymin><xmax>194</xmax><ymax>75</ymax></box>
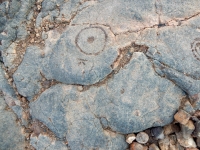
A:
<box><xmin>2</xmin><ymin>0</ymin><xmax>200</xmax><ymax>149</ymax></box>
<box><xmin>0</xmin><ymin>65</ymin><xmax>22</xmax><ymax>118</ymax></box>
<box><xmin>30</xmin><ymin>53</ymin><xmax>184</xmax><ymax>149</ymax></box>
<box><xmin>13</xmin><ymin>46</ymin><xmax>42</xmax><ymax>100</ymax></box>
<box><xmin>43</xmin><ymin>25</ymin><xmax>118</xmax><ymax>85</ymax></box>
<box><xmin>146</xmin><ymin>24</ymin><xmax>200</xmax><ymax>96</ymax></box>
<box><xmin>0</xmin><ymin>0</ymin><xmax>35</xmax><ymax>51</ymax></box>
<box><xmin>30</xmin><ymin>134</ymin><xmax>68</xmax><ymax>150</ymax></box>
<box><xmin>0</xmin><ymin>95</ymin><xmax>26</xmax><ymax>150</ymax></box>
<box><xmin>183</xmin><ymin>101</ymin><xmax>195</xmax><ymax>115</ymax></box>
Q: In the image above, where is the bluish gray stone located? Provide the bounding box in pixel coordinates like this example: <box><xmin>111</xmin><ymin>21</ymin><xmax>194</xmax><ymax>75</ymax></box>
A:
<box><xmin>0</xmin><ymin>0</ymin><xmax>35</xmax><ymax>51</ymax></box>
<box><xmin>42</xmin><ymin>25</ymin><xmax>118</xmax><ymax>85</ymax></box>
<box><xmin>71</xmin><ymin>0</ymin><xmax>158</xmax><ymax>34</ymax></box>
<box><xmin>30</xmin><ymin>134</ymin><xmax>68</xmax><ymax>150</ymax></box>
<box><xmin>144</xmin><ymin>18</ymin><xmax>200</xmax><ymax>98</ymax></box>
<box><xmin>160</xmin><ymin>0</ymin><xmax>200</xmax><ymax>23</ymax></box>
<box><xmin>42</xmin><ymin>0</ymin><xmax>57</xmax><ymax>12</ymax></box>
<box><xmin>13</xmin><ymin>46</ymin><xmax>42</xmax><ymax>100</ymax></box>
<box><xmin>152</xmin><ymin>60</ymin><xmax>200</xmax><ymax>96</ymax></box>
<box><xmin>2</xmin><ymin>0</ymin><xmax>200</xmax><ymax>149</ymax></box>
<box><xmin>183</xmin><ymin>101</ymin><xmax>195</xmax><ymax>115</ymax></box>
<box><xmin>0</xmin><ymin>64</ymin><xmax>22</xmax><ymax>118</ymax></box>
<box><xmin>30</xmin><ymin>53</ymin><xmax>184</xmax><ymax>149</ymax></box>
<box><xmin>0</xmin><ymin>95</ymin><xmax>26</xmax><ymax>150</ymax></box>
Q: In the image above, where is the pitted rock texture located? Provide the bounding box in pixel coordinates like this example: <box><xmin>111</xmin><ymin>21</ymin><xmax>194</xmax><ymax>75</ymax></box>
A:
<box><xmin>0</xmin><ymin>0</ymin><xmax>200</xmax><ymax>150</ymax></box>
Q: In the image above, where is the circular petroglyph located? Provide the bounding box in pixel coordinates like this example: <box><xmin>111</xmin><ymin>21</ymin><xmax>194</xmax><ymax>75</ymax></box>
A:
<box><xmin>75</xmin><ymin>27</ymin><xmax>107</xmax><ymax>55</ymax></box>
<box><xmin>192</xmin><ymin>38</ymin><xmax>200</xmax><ymax>61</ymax></box>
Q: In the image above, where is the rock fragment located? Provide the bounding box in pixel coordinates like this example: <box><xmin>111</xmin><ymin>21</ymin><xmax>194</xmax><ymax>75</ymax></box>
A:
<box><xmin>164</xmin><ymin>124</ymin><xmax>180</xmax><ymax>135</ymax></box>
<box><xmin>180</xmin><ymin>120</ymin><xmax>195</xmax><ymax>139</ymax></box>
<box><xmin>158</xmin><ymin>136</ymin><xmax>170</xmax><ymax>150</ymax></box>
<box><xmin>176</xmin><ymin>132</ymin><xmax>196</xmax><ymax>148</ymax></box>
<box><xmin>196</xmin><ymin>137</ymin><xmax>200</xmax><ymax>147</ymax></box>
<box><xmin>130</xmin><ymin>142</ymin><xmax>147</xmax><ymax>150</ymax></box>
<box><xmin>126</xmin><ymin>134</ymin><xmax>136</xmax><ymax>144</ymax></box>
<box><xmin>168</xmin><ymin>134</ymin><xmax>178</xmax><ymax>150</ymax></box>
<box><xmin>0</xmin><ymin>96</ymin><xmax>26</xmax><ymax>150</ymax></box>
<box><xmin>174</xmin><ymin>109</ymin><xmax>191</xmax><ymax>125</ymax></box>
<box><xmin>149</xmin><ymin>144</ymin><xmax>160</xmax><ymax>150</ymax></box>
<box><xmin>193</xmin><ymin>120</ymin><xmax>200</xmax><ymax>138</ymax></box>
<box><xmin>136</xmin><ymin>132</ymin><xmax>149</xmax><ymax>144</ymax></box>
<box><xmin>185</xmin><ymin>148</ymin><xmax>199</xmax><ymax>150</ymax></box>
<box><xmin>151</xmin><ymin>127</ymin><xmax>164</xmax><ymax>140</ymax></box>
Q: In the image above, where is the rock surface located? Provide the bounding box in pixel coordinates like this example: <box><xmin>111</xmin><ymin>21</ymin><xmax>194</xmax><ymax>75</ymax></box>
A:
<box><xmin>0</xmin><ymin>0</ymin><xmax>200</xmax><ymax>149</ymax></box>
<box><xmin>30</xmin><ymin>134</ymin><xmax>68</xmax><ymax>150</ymax></box>
<box><xmin>30</xmin><ymin>53</ymin><xmax>184</xmax><ymax>149</ymax></box>
<box><xmin>0</xmin><ymin>95</ymin><xmax>26</xmax><ymax>150</ymax></box>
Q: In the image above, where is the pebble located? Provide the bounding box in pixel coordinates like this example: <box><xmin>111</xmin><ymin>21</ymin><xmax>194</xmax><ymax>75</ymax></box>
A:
<box><xmin>128</xmin><ymin>110</ymin><xmax>200</xmax><ymax>150</ymax></box>
<box><xmin>176</xmin><ymin>132</ymin><xmax>197</xmax><ymax>148</ymax></box>
<box><xmin>181</xmin><ymin>120</ymin><xmax>195</xmax><ymax>139</ymax></box>
<box><xmin>8</xmin><ymin>78</ymin><xmax>13</xmax><ymax>82</ymax></box>
<box><xmin>45</xmin><ymin>27</ymin><xmax>49</xmax><ymax>31</ymax></box>
<box><xmin>174</xmin><ymin>109</ymin><xmax>191</xmax><ymax>125</ymax></box>
<box><xmin>149</xmin><ymin>144</ymin><xmax>160</xmax><ymax>150</ymax></box>
<box><xmin>126</xmin><ymin>134</ymin><xmax>136</xmax><ymax>144</ymax></box>
<box><xmin>194</xmin><ymin>111</ymin><xmax>200</xmax><ymax>118</ymax></box>
<box><xmin>169</xmin><ymin>135</ymin><xmax>177</xmax><ymax>150</ymax></box>
<box><xmin>158</xmin><ymin>136</ymin><xmax>170</xmax><ymax>150</ymax></box>
<box><xmin>30</xmin><ymin>38</ymin><xmax>34</xmax><ymax>43</ymax></box>
<box><xmin>136</xmin><ymin>132</ymin><xmax>149</xmax><ymax>144</ymax></box>
<box><xmin>193</xmin><ymin>120</ymin><xmax>200</xmax><ymax>138</ymax></box>
<box><xmin>196</xmin><ymin>137</ymin><xmax>200</xmax><ymax>147</ymax></box>
<box><xmin>37</xmin><ymin>5</ymin><xmax>41</xmax><ymax>10</ymax></box>
<box><xmin>185</xmin><ymin>148</ymin><xmax>199</xmax><ymax>150</ymax></box>
<box><xmin>22</xmin><ymin>43</ymin><xmax>26</xmax><ymax>48</ymax></box>
<box><xmin>164</xmin><ymin>124</ymin><xmax>180</xmax><ymax>135</ymax></box>
<box><xmin>77</xmin><ymin>86</ymin><xmax>83</xmax><ymax>91</ymax></box>
<box><xmin>175</xmin><ymin>143</ymin><xmax>185</xmax><ymax>150</ymax></box>
<box><xmin>130</xmin><ymin>142</ymin><xmax>147</xmax><ymax>150</ymax></box>
<box><xmin>151</xmin><ymin>127</ymin><xmax>164</xmax><ymax>140</ymax></box>
<box><xmin>4</xmin><ymin>73</ymin><xmax>9</xmax><ymax>79</ymax></box>
<box><xmin>48</xmin><ymin>24</ymin><xmax>54</xmax><ymax>29</ymax></box>
<box><xmin>36</xmin><ymin>33</ymin><xmax>40</xmax><ymax>37</ymax></box>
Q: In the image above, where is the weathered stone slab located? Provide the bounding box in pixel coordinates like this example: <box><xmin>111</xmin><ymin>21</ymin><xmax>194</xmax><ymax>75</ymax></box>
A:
<box><xmin>1</xmin><ymin>0</ymin><xmax>200</xmax><ymax>149</ymax></box>
<box><xmin>146</xmin><ymin>20</ymin><xmax>200</xmax><ymax>96</ymax></box>
<box><xmin>30</xmin><ymin>134</ymin><xmax>68</xmax><ymax>150</ymax></box>
<box><xmin>30</xmin><ymin>53</ymin><xmax>184</xmax><ymax>149</ymax></box>
<box><xmin>43</xmin><ymin>25</ymin><xmax>117</xmax><ymax>85</ymax></box>
<box><xmin>13</xmin><ymin>46</ymin><xmax>42</xmax><ymax>100</ymax></box>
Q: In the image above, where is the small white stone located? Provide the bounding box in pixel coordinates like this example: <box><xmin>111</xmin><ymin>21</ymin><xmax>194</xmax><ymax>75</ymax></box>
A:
<box><xmin>36</xmin><ymin>33</ymin><xmax>40</xmax><ymax>37</ymax></box>
<box><xmin>77</xmin><ymin>86</ymin><xmax>83</xmax><ymax>91</ymax></box>
<box><xmin>126</xmin><ymin>134</ymin><xmax>136</xmax><ymax>144</ymax></box>
<box><xmin>37</xmin><ymin>5</ymin><xmax>41</xmax><ymax>10</ymax></box>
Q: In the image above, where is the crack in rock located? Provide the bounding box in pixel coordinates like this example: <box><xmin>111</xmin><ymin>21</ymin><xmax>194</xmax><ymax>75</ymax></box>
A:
<box><xmin>1</xmin><ymin>0</ymin><xmax>200</xmax><ymax>149</ymax></box>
